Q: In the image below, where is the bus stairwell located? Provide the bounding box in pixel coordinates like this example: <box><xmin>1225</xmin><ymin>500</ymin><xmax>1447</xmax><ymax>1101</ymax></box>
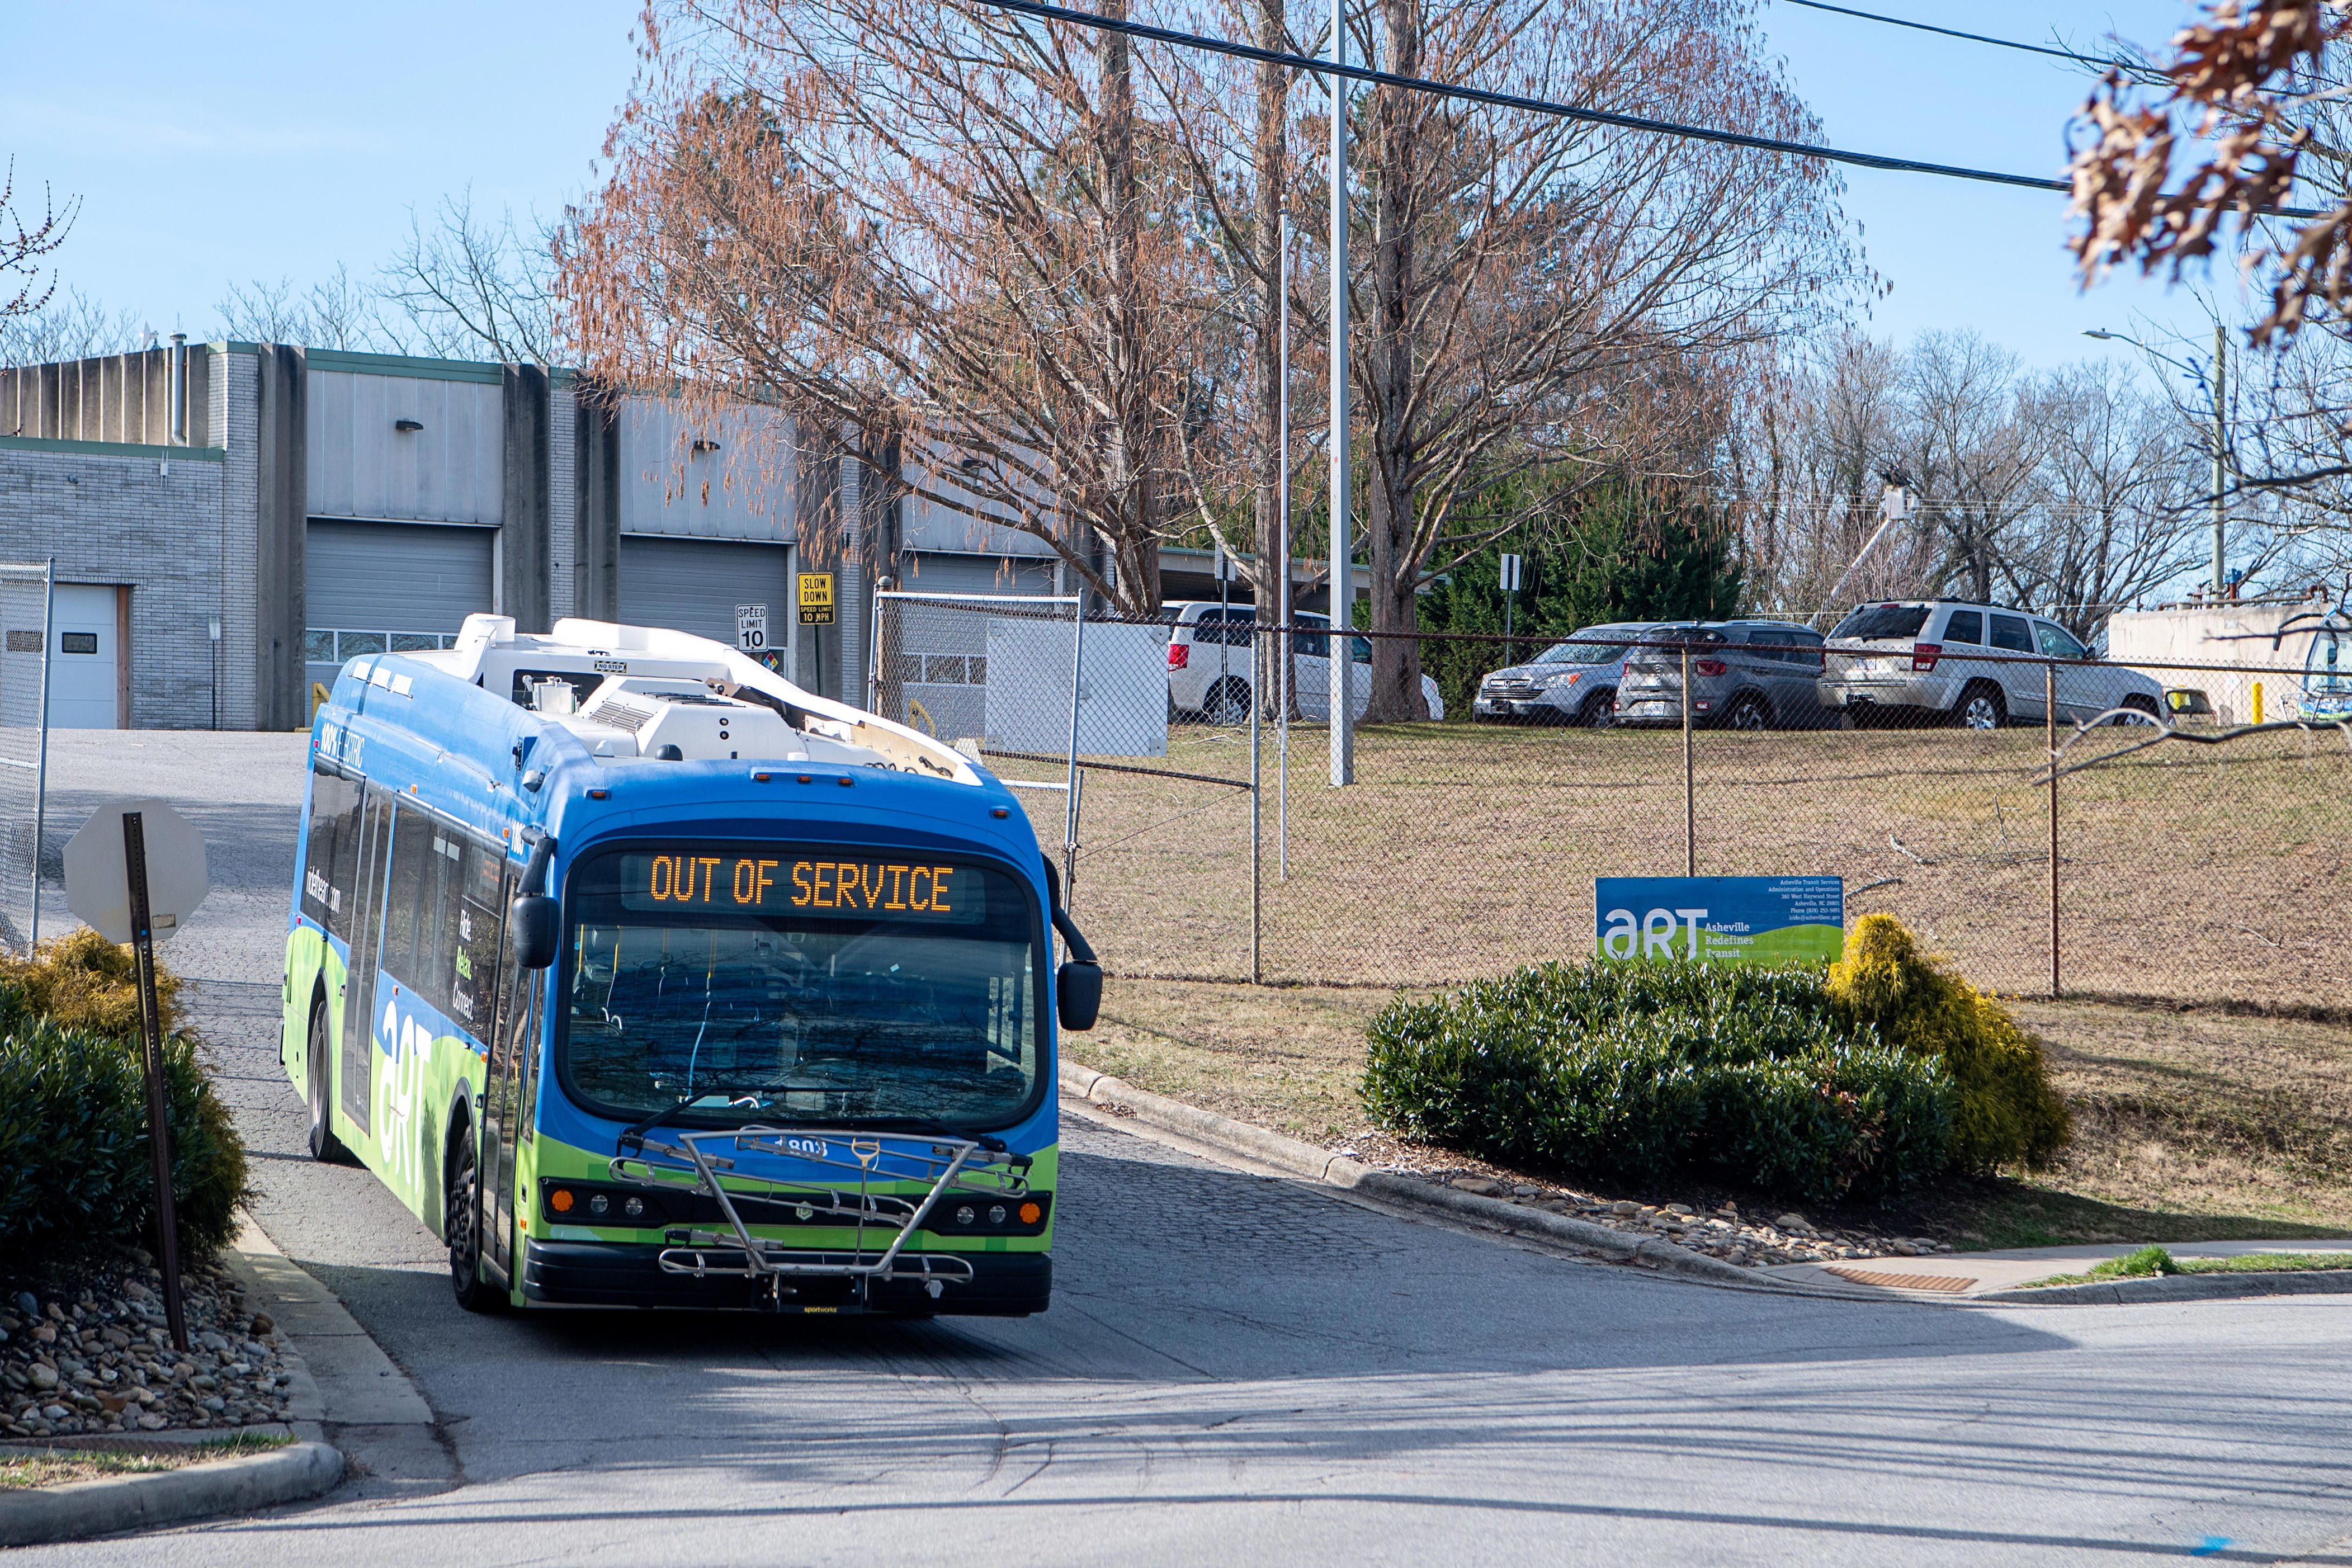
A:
<box><xmin>608</xmin><ymin>1127</ymin><xmax>1033</xmax><ymax>1308</ymax></box>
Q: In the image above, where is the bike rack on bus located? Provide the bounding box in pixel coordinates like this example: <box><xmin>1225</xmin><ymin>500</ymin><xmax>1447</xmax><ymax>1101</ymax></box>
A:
<box><xmin>607</xmin><ymin>1127</ymin><xmax>1032</xmax><ymax>1306</ymax></box>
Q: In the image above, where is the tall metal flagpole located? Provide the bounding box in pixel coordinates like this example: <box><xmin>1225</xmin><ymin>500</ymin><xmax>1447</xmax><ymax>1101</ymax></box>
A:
<box><xmin>1327</xmin><ymin>0</ymin><xmax>1353</xmax><ymax>786</ymax></box>
<box><xmin>1277</xmin><ymin>218</ymin><xmax>1292</xmax><ymax>876</ymax></box>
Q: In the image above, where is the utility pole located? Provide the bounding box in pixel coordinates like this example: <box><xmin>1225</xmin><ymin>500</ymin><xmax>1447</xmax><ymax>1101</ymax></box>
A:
<box><xmin>2211</xmin><ymin>322</ymin><xmax>2227</xmax><ymax>598</ymax></box>
<box><xmin>1327</xmin><ymin>0</ymin><xmax>1353</xmax><ymax>786</ymax></box>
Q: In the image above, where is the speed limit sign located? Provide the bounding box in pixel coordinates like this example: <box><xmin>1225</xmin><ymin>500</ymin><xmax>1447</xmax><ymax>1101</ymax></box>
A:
<box><xmin>735</xmin><ymin>603</ymin><xmax>770</xmax><ymax>652</ymax></box>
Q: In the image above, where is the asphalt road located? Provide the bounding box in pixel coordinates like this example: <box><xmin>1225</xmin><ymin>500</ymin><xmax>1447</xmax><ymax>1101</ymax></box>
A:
<box><xmin>19</xmin><ymin>734</ymin><xmax>2352</xmax><ymax>1567</ymax></box>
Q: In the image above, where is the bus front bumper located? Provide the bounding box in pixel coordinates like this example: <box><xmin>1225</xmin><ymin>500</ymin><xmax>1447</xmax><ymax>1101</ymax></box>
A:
<box><xmin>520</xmin><ymin>1238</ymin><xmax>1051</xmax><ymax>1316</ymax></box>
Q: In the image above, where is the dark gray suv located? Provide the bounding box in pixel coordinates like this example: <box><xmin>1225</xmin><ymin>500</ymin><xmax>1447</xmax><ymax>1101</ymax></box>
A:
<box><xmin>1614</xmin><ymin>620</ymin><xmax>1830</xmax><ymax>730</ymax></box>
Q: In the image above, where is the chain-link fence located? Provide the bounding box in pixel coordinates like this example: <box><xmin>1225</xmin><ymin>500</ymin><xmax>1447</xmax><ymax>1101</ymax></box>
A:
<box><xmin>0</xmin><ymin>561</ymin><xmax>54</xmax><ymax>953</ymax></box>
<box><xmin>890</xmin><ymin>593</ymin><xmax>2347</xmax><ymax>1008</ymax></box>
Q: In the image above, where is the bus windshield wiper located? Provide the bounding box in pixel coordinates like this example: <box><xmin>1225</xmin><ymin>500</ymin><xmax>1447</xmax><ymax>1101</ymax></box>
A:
<box><xmin>861</xmin><ymin>1114</ymin><xmax>1009</xmax><ymax>1154</ymax></box>
<box><xmin>616</xmin><ymin>1083</ymin><xmax>826</xmax><ymax>1154</ymax></box>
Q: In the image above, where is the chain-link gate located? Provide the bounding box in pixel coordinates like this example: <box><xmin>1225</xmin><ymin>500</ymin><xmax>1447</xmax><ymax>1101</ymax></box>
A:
<box><xmin>0</xmin><ymin>560</ymin><xmax>54</xmax><ymax>953</ymax></box>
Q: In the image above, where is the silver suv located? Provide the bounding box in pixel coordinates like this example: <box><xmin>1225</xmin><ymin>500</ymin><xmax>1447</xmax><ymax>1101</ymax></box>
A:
<box><xmin>1614</xmin><ymin>621</ymin><xmax>1830</xmax><ymax>730</ymax></box>
<box><xmin>1471</xmin><ymin>623</ymin><xmax>1656</xmax><ymax>725</ymax></box>
<box><xmin>1820</xmin><ymin>599</ymin><xmax>2164</xmax><ymax>729</ymax></box>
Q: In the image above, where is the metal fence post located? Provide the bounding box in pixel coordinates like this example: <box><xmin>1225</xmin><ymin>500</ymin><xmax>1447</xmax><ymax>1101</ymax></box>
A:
<box><xmin>2047</xmin><ymin>660</ymin><xmax>2060</xmax><ymax>999</ymax></box>
<box><xmin>1251</xmin><ymin>643</ymin><xmax>1262</xmax><ymax>984</ymax></box>
<box><xmin>30</xmin><ymin>560</ymin><xmax>52</xmax><ymax>948</ymax></box>
<box><xmin>1682</xmin><ymin>645</ymin><xmax>1696</xmax><ymax>877</ymax></box>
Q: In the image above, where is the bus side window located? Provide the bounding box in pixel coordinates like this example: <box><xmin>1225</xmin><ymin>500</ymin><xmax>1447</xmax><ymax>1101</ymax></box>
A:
<box><xmin>448</xmin><ymin>839</ymin><xmax>507</xmax><ymax>1036</ymax></box>
<box><xmin>381</xmin><ymin>805</ymin><xmax>463</xmax><ymax>1019</ymax></box>
<box><xmin>301</xmin><ymin>768</ymin><xmax>363</xmax><ymax>939</ymax></box>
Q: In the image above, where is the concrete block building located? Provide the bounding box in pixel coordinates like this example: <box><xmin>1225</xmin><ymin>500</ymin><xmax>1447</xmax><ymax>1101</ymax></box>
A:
<box><xmin>1</xmin><ymin>340</ymin><xmax>1103</xmax><ymax>729</ymax></box>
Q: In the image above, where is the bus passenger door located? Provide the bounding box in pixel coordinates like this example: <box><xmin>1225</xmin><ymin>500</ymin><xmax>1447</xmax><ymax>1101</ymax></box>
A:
<box><xmin>338</xmin><ymin>787</ymin><xmax>393</xmax><ymax>1136</ymax></box>
<box><xmin>482</xmin><ymin>877</ymin><xmax>526</xmax><ymax>1281</ymax></box>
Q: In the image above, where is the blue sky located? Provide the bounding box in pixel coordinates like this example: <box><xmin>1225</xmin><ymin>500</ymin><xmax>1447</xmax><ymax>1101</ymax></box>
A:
<box><xmin>2</xmin><ymin>0</ymin><xmax>2247</xmax><ymax>371</ymax></box>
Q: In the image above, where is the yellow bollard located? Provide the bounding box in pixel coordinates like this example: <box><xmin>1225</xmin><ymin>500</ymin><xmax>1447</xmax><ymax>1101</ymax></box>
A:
<box><xmin>2252</xmin><ymin>681</ymin><xmax>2265</xmax><ymax>725</ymax></box>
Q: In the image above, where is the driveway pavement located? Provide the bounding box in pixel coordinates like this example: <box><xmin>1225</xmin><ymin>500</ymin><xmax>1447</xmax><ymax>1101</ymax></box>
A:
<box><xmin>17</xmin><ymin>733</ymin><xmax>2352</xmax><ymax>1567</ymax></box>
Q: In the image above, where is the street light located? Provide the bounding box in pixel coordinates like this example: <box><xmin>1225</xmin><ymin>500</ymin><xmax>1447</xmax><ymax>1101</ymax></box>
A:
<box><xmin>2084</xmin><ymin>325</ymin><xmax>2228</xmax><ymax>597</ymax></box>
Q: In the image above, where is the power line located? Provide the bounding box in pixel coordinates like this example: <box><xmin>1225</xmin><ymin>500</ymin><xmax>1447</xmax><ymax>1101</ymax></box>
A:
<box><xmin>971</xmin><ymin>0</ymin><xmax>2325</xmax><ymax>216</ymax></box>
<box><xmin>1779</xmin><ymin>0</ymin><xmax>2145</xmax><ymax>77</ymax></box>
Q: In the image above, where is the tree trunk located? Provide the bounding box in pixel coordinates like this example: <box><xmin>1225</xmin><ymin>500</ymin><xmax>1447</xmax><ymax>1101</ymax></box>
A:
<box><xmin>1253</xmin><ymin>0</ymin><xmax>1288</xmax><ymax>715</ymax></box>
<box><xmin>1363</xmin><ymin>0</ymin><xmax>1427</xmax><ymax>720</ymax></box>
<box><xmin>1097</xmin><ymin>0</ymin><xmax>1160</xmax><ymax>618</ymax></box>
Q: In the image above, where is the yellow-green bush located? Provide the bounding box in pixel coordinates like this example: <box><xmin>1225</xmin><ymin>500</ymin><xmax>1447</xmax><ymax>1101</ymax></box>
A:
<box><xmin>0</xmin><ymin>927</ymin><xmax>181</xmax><ymax>1041</ymax></box>
<box><xmin>1826</xmin><ymin>914</ymin><xmax>2070</xmax><ymax>1172</ymax></box>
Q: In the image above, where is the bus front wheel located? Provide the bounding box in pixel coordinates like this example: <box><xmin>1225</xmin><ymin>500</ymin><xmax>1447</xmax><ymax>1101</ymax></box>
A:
<box><xmin>305</xmin><ymin>1000</ymin><xmax>348</xmax><ymax>1163</ymax></box>
<box><xmin>446</xmin><ymin>1120</ymin><xmax>504</xmax><ymax>1314</ymax></box>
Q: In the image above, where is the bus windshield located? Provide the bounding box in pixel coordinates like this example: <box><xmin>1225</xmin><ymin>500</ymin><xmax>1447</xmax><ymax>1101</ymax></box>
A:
<box><xmin>559</xmin><ymin>846</ymin><xmax>1045</xmax><ymax>1131</ymax></box>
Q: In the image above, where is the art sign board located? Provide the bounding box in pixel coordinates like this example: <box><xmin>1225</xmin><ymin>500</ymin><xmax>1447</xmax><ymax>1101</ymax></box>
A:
<box><xmin>1594</xmin><ymin>876</ymin><xmax>1844</xmax><ymax>967</ymax></box>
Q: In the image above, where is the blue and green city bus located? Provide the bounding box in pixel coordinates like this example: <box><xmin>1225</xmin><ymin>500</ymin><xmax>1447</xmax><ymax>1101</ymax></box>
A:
<box><xmin>280</xmin><ymin>613</ymin><xmax>1098</xmax><ymax>1316</ymax></box>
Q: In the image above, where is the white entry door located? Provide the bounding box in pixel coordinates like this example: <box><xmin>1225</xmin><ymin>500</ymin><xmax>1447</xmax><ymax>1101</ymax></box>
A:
<box><xmin>49</xmin><ymin>584</ymin><xmax>122</xmax><ymax>729</ymax></box>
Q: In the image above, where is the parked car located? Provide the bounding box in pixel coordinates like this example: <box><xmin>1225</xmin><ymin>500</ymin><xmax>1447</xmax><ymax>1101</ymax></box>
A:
<box><xmin>1614</xmin><ymin>620</ymin><xmax>1831</xmax><ymax>730</ymax></box>
<box><xmin>1818</xmin><ymin>599</ymin><xmax>2165</xmax><ymax>729</ymax></box>
<box><xmin>1471</xmin><ymin>623</ymin><xmax>1657</xmax><ymax>725</ymax></box>
<box><xmin>1164</xmin><ymin>602</ymin><xmax>1445</xmax><ymax>723</ymax></box>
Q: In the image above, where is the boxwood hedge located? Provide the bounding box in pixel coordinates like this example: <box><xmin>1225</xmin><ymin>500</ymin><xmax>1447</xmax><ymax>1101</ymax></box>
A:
<box><xmin>0</xmin><ymin>936</ymin><xmax>248</xmax><ymax>1262</ymax></box>
<box><xmin>1362</xmin><ymin>958</ymin><xmax>1957</xmax><ymax>1205</ymax></box>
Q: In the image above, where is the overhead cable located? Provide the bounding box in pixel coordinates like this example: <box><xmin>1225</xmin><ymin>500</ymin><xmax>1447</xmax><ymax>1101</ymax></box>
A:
<box><xmin>1779</xmin><ymin>0</ymin><xmax>2146</xmax><ymax>76</ymax></box>
<box><xmin>970</xmin><ymin>0</ymin><xmax>2324</xmax><ymax>217</ymax></box>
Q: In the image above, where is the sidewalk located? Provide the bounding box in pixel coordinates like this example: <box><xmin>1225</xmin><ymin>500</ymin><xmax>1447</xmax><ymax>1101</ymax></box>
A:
<box><xmin>1763</xmin><ymin>1240</ymin><xmax>2352</xmax><ymax>1300</ymax></box>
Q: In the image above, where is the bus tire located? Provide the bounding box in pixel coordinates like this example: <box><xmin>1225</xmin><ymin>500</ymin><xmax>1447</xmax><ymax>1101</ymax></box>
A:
<box><xmin>305</xmin><ymin>997</ymin><xmax>348</xmax><ymax>1163</ymax></box>
<box><xmin>446</xmin><ymin>1113</ymin><xmax>504</xmax><ymax>1314</ymax></box>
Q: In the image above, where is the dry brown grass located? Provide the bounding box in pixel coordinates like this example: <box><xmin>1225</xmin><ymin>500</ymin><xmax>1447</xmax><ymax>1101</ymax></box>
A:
<box><xmin>1079</xmin><ymin>976</ymin><xmax>2352</xmax><ymax>1248</ymax></box>
<box><xmin>1027</xmin><ymin>719</ymin><xmax>2350</xmax><ymax>1007</ymax></box>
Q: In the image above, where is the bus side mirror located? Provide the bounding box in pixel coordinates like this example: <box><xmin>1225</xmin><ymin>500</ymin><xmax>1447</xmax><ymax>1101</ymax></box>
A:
<box><xmin>510</xmin><ymin>895</ymin><xmax>560</xmax><ymax>970</ymax></box>
<box><xmin>1056</xmin><ymin>961</ymin><xmax>1102</xmax><ymax>1032</ymax></box>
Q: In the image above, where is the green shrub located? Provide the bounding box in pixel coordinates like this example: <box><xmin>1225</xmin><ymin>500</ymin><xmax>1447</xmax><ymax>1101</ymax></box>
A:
<box><xmin>0</xmin><ymin>941</ymin><xmax>248</xmax><ymax>1261</ymax></box>
<box><xmin>1362</xmin><ymin>958</ymin><xmax>1955</xmax><ymax>1205</ymax></box>
<box><xmin>0</xmin><ymin>927</ymin><xmax>182</xmax><ymax>1041</ymax></box>
<box><xmin>1826</xmin><ymin>915</ymin><xmax>2071</xmax><ymax>1172</ymax></box>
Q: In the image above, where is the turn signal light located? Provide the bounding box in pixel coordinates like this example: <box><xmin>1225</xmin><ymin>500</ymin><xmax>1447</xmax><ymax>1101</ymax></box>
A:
<box><xmin>1018</xmin><ymin>1201</ymin><xmax>1042</xmax><ymax>1225</ymax></box>
<box><xmin>1168</xmin><ymin>644</ymin><xmax>1189</xmax><ymax>669</ymax></box>
<box><xmin>550</xmin><ymin>1188</ymin><xmax>575</xmax><ymax>1213</ymax></box>
<box><xmin>1912</xmin><ymin>642</ymin><xmax>1942</xmax><ymax>672</ymax></box>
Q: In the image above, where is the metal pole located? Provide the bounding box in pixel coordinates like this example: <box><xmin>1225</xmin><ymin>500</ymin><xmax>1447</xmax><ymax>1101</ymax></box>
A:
<box><xmin>1327</xmin><ymin>0</ymin><xmax>1353</xmax><ymax>787</ymax></box>
<box><xmin>29</xmin><ymin>561</ymin><xmax>53</xmax><ymax>949</ymax></box>
<box><xmin>122</xmin><ymin>811</ymin><xmax>189</xmax><ymax>1354</ymax></box>
<box><xmin>1251</xmin><ymin>650</ymin><xmax>1262</xmax><ymax>983</ymax></box>
<box><xmin>1278</xmin><ymin>218</ymin><xmax>1292</xmax><ymax>879</ymax></box>
<box><xmin>2047</xmin><ymin>662</ymin><xmax>2060</xmax><ymax>999</ymax></box>
<box><xmin>2211</xmin><ymin>322</ymin><xmax>2227</xmax><ymax>598</ymax></box>
<box><xmin>1681</xmin><ymin>645</ymin><xmax>1695</xmax><ymax>877</ymax></box>
<box><xmin>1063</xmin><ymin>593</ymin><xmax>1085</xmax><ymax>898</ymax></box>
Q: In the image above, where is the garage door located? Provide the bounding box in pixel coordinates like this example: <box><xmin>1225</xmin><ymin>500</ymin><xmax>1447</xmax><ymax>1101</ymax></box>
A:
<box><xmin>304</xmin><ymin>519</ymin><xmax>495</xmax><ymax>697</ymax></box>
<box><xmin>619</xmin><ymin>536</ymin><xmax>792</xmax><ymax>649</ymax></box>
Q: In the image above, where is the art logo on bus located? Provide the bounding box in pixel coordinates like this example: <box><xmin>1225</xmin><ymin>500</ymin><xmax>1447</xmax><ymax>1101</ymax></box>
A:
<box><xmin>375</xmin><ymin>996</ymin><xmax>432</xmax><ymax>1204</ymax></box>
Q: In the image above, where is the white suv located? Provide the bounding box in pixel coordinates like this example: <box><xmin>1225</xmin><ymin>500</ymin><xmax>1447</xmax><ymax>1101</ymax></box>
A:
<box><xmin>1820</xmin><ymin>600</ymin><xmax>2164</xmax><ymax>729</ymax></box>
<box><xmin>1165</xmin><ymin>602</ymin><xmax>1446</xmax><ymax>723</ymax></box>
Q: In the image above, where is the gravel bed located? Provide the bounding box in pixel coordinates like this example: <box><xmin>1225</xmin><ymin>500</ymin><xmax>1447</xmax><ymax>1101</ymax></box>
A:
<box><xmin>0</xmin><ymin>1248</ymin><xmax>294</xmax><ymax>1440</ymax></box>
<box><xmin>1337</xmin><ymin>1131</ymin><xmax>1959</xmax><ymax>1268</ymax></box>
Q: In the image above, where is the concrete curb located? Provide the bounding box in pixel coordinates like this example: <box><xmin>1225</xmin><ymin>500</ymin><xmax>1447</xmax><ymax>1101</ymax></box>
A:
<box><xmin>1059</xmin><ymin>1062</ymin><xmax>1767</xmax><ymax>1290</ymax></box>
<box><xmin>1975</xmin><ymin>1268</ymin><xmax>2352</xmax><ymax>1306</ymax></box>
<box><xmin>0</xmin><ymin>1440</ymin><xmax>343</xmax><ymax>1548</ymax></box>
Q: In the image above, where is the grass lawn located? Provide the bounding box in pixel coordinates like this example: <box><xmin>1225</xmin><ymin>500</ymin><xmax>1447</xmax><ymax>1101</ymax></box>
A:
<box><xmin>2019</xmin><ymin>1245</ymin><xmax>2352</xmax><ymax>1288</ymax></box>
<box><xmin>1080</xmin><ymin>977</ymin><xmax>2352</xmax><ymax>1250</ymax></box>
<box><xmin>0</xmin><ymin>1433</ymin><xmax>287</xmax><ymax>1490</ymax></box>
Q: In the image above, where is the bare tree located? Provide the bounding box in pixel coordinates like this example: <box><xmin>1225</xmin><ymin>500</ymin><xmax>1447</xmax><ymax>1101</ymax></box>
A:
<box><xmin>560</xmin><ymin>0</ymin><xmax>1219</xmax><ymax>613</ymax></box>
<box><xmin>1326</xmin><ymin>0</ymin><xmax>1861</xmax><ymax>718</ymax></box>
<box><xmin>381</xmin><ymin>192</ymin><xmax>559</xmax><ymax>364</ymax></box>
<box><xmin>0</xmin><ymin>287</ymin><xmax>144</xmax><ymax>368</ymax></box>
<box><xmin>217</xmin><ymin>265</ymin><xmax>395</xmax><ymax>351</ymax></box>
<box><xmin>1</xmin><ymin>159</ymin><xmax>74</xmax><ymax>326</ymax></box>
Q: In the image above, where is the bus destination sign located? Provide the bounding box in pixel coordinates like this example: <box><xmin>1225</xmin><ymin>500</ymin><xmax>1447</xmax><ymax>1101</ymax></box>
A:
<box><xmin>618</xmin><ymin>849</ymin><xmax>981</xmax><ymax>922</ymax></box>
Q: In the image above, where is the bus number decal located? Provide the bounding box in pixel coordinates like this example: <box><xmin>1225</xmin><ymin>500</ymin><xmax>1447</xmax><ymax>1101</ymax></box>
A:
<box><xmin>783</xmin><ymin>1137</ymin><xmax>830</xmax><ymax>1160</ymax></box>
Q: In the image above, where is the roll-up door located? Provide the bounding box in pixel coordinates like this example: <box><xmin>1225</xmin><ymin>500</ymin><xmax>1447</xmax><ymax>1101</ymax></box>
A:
<box><xmin>618</xmin><ymin>536</ymin><xmax>793</xmax><ymax>649</ymax></box>
<box><xmin>304</xmin><ymin>519</ymin><xmax>495</xmax><ymax>699</ymax></box>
